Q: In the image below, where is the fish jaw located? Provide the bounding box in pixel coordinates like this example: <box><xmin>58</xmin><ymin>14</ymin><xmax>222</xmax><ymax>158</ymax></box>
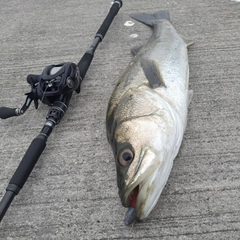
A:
<box><xmin>119</xmin><ymin>147</ymin><xmax>174</xmax><ymax>220</ymax></box>
<box><xmin>120</xmin><ymin>148</ymin><xmax>158</xmax><ymax>207</ymax></box>
<box><xmin>136</xmin><ymin>157</ymin><xmax>174</xmax><ymax>220</ymax></box>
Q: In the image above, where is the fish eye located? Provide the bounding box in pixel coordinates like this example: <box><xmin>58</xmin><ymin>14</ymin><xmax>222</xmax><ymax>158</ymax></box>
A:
<box><xmin>118</xmin><ymin>148</ymin><xmax>134</xmax><ymax>166</ymax></box>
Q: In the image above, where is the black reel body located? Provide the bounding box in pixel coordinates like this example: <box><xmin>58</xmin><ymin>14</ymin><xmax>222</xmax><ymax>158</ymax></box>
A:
<box><xmin>38</xmin><ymin>62</ymin><xmax>81</xmax><ymax>105</ymax></box>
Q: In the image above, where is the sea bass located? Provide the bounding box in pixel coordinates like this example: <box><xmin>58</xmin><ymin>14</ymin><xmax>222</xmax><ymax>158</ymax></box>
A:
<box><xmin>106</xmin><ymin>11</ymin><xmax>193</xmax><ymax>225</ymax></box>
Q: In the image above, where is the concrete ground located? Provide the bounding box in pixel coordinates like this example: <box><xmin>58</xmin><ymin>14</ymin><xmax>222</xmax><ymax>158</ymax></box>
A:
<box><xmin>0</xmin><ymin>0</ymin><xmax>240</xmax><ymax>239</ymax></box>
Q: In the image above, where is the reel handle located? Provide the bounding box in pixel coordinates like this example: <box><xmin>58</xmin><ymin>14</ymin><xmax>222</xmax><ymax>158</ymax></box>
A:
<box><xmin>0</xmin><ymin>107</ymin><xmax>20</xmax><ymax>119</ymax></box>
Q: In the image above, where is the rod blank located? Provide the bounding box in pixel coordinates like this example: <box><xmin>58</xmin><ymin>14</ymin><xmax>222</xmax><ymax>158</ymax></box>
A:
<box><xmin>0</xmin><ymin>191</ymin><xmax>15</xmax><ymax>222</ymax></box>
<box><xmin>76</xmin><ymin>0</ymin><xmax>122</xmax><ymax>90</ymax></box>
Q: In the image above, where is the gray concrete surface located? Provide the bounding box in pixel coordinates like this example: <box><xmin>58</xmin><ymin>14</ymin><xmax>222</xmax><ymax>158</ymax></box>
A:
<box><xmin>0</xmin><ymin>0</ymin><xmax>239</xmax><ymax>239</ymax></box>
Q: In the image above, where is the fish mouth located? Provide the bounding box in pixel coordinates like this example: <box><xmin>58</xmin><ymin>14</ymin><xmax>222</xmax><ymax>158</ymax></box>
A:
<box><xmin>123</xmin><ymin>184</ymin><xmax>140</xmax><ymax>226</ymax></box>
<box><xmin>121</xmin><ymin>148</ymin><xmax>162</xmax><ymax>223</ymax></box>
<box><xmin>123</xmin><ymin>179</ymin><xmax>149</xmax><ymax>213</ymax></box>
<box><xmin>123</xmin><ymin>169</ymin><xmax>159</xmax><ymax>221</ymax></box>
<box><xmin>126</xmin><ymin>185</ymin><xmax>139</xmax><ymax>207</ymax></box>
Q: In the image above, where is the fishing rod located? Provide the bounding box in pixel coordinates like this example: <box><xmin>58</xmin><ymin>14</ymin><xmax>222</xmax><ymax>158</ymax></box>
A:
<box><xmin>0</xmin><ymin>0</ymin><xmax>122</xmax><ymax>222</ymax></box>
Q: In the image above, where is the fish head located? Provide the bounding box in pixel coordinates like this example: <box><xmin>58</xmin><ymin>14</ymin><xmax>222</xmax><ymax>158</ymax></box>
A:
<box><xmin>112</xmin><ymin>114</ymin><xmax>174</xmax><ymax>220</ymax></box>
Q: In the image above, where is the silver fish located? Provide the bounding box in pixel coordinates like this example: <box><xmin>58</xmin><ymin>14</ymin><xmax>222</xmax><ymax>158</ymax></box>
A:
<box><xmin>106</xmin><ymin>10</ymin><xmax>193</xmax><ymax>225</ymax></box>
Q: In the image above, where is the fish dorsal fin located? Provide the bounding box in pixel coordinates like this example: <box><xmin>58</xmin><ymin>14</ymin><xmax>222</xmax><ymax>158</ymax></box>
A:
<box><xmin>180</xmin><ymin>35</ymin><xmax>194</xmax><ymax>47</ymax></box>
<box><xmin>141</xmin><ymin>57</ymin><xmax>166</xmax><ymax>89</ymax></box>
<box><xmin>130</xmin><ymin>45</ymin><xmax>143</xmax><ymax>56</ymax></box>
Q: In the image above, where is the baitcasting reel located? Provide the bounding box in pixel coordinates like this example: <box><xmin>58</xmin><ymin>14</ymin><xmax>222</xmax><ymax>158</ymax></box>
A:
<box><xmin>38</xmin><ymin>62</ymin><xmax>81</xmax><ymax>103</ymax></box>
<box><xmin>0</xmin><ymin>62</ymin><xmax>81</xmax><ymax>119</ymax></box>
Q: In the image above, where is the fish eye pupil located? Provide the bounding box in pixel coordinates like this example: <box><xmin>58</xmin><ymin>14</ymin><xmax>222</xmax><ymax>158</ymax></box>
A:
<box><xmin>122</xmin><ymin>152</ymin><xmax>132</xmax><ymax>161</ymax></box>
<box><xmin>118</xmin><ymin>148</ymin><xmax>134</xmax><ymax>166</ymax></box>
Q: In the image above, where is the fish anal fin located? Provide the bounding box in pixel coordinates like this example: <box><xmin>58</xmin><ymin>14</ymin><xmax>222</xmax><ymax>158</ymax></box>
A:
<box><xmin>141</xmin><ymin>58</ymin><xmax>166</xmax><ymax>89</ymax></box>
<box><xmin>131</xmin><ymin>45</ymin><xmax>143</xmax><ymax>56</ymax></box>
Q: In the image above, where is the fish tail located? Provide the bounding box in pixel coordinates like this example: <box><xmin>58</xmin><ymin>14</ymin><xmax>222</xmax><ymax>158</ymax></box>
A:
<box><xmin>130</xmin><ymin>10</ymin><xmax>170</xmax><ymax>28</ymax></box>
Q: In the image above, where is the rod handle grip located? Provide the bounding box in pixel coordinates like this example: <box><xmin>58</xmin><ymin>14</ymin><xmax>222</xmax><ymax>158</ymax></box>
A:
<box><xmin>76</xmin><ymin>52</ymin><xmax>94</xmax><ymax>92</ymax></box>
<box><xmin>0</xmin><ymin>107</ymin><xmax>19</xmax><ymax>119</ymax></box>
<box><xmin>9</xmin><ymin>137</ymin><xmax>46</xmax><ymax>190</ymax></box>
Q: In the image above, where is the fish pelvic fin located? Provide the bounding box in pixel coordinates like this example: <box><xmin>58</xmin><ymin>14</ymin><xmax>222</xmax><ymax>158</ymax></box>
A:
<box><xmin>130</xmin><ymin>10</ymin><xmax>170</xmax><ymax>28</ymax></box>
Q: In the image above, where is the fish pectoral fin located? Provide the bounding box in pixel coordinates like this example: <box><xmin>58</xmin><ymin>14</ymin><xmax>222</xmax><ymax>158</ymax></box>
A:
<box><xmin>180</xmin><ymin>35</ymin><xmax>194</xmax><ymax>47</ymax></box>
<box><xmin>141</xmin><ymin>57</ymin><xmax>166</xmax><ymax>89</ymax></box>
<box><xmin>131</xmin><ymin>45</ymin><xmax>144</xmax><ymax>56</ymax></box>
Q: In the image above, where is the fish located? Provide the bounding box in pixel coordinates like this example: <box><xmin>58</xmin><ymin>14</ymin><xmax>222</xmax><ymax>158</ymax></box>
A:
<box><xmin>106</xmin><ymin>10</ymin><xmax>193</xmax><ymax>225</ymax></box>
